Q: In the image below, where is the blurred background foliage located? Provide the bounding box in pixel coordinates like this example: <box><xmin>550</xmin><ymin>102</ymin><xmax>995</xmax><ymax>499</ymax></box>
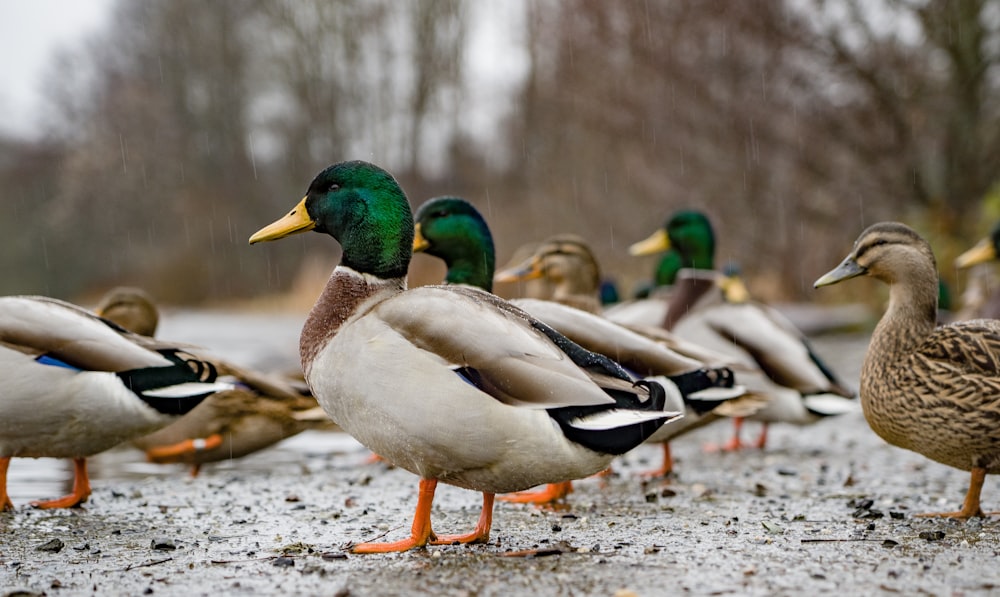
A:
<box><xmin>1</xmin><ymin>0</ymin><xmax>999</xmax><ymax>307</ymax></box>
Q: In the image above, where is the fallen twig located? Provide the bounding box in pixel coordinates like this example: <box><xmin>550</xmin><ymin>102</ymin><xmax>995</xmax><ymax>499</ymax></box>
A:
<box><xmin>800</xmin><ymin>538</ymin><xmax>890</xmax><ymax>543</ymax></box>
<box><xmin>123</xmin><ymin>557</ymin><xmax>173</xmax><ymax>571</ymax></box>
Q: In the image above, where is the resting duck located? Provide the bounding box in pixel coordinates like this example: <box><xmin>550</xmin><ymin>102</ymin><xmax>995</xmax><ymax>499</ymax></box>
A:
<box><xmin>0</xmin><ymin>295</ymin><xmax>229</xmax><ymax>510</ymax></box>
<box><xmin>955</xmin><ymin>222</ymin><xmax>1000</xmax><ymax>321</ymax></box>
<box><xmin>249</xmin><ymin>161</ymin><xmax>680</xmax><ymax>553</ymax></box>
<box><xmin>94</xmin><ymin>287</ymin><xmax>332</xmax><ymax>477</ymax></box>
<box><xmin>816</xmin><ymin>222</ymin><xmax>1000</xmax><ymax>518</ymax></box>
<box><xmin>628</xmin><ymin>210</ymin><xmax>856</xmax><ymax>451</ymax></box>
<box><xmin>413</xmin><ymin>196</ymin><xmax>755</xmax><ymax>482</ymax></box>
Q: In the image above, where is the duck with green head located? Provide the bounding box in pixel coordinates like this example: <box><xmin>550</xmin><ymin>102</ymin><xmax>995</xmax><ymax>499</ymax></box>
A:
<box><xmin>602</xmin><ymin>246</ymin><xmax>683</xmax><ymax>329</ymax></box>
<box><xmin>249</xmin><ymin>162</ymin><xmax>681</xmax><ymax>553</ymax></box>
<box><xmin>413</xmin><ymin>196</ymin><xmax>755</xmax><ymax>482</ymax></box>
<box><xmin>628</xmin><ymin>210</ymin><xmax>857</xmax><ymax>451</ymax></box>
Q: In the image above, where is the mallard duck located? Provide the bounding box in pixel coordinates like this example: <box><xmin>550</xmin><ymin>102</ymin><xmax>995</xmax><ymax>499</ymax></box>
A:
<box><xmin>955</xmin><ymin>222</ymin><xmax>1000</xmax><ymax>321</ymax></box>
<box><xmin>602</xmin><ymin>250</ymin><xmax>680</xmax><ymax>326</ymax></box>
<box><xmin>495</xmin><ymin>234</ymin><xmax>603</xmax><ymax>313</ymax></box>
<box><xmin>94</xmin><ymin>286</ymin><xmax>160</xmax><ymax>337</ymax></box>
<box><xmin>93</xmin><ymin>287</ymin><xmax>333</xmax><ymax>477</ymax></box>
<box><xmin>815</xmin><ymin>221</ymin><xmax>1000</xmax><ymax>518</ymax></box>
<box><xmin>0</xmin><ymin>295</ymin><xmax>231</xmax><ymax>510</ymax></box>
<box><xmin>494</xmin><ymin>233</ymin><xmax>738</xmax><ymax>368</ymax></box>
<box><xmin>249</xmin><ymin>161</ymin><xmax>681</xmax><ymax>553</ymax></box>
<box><xmin>413</xmin><ymin>196</ymin><xmax>756</xmax><ymax>482</ymax></box>
<box><xmin>628</xmin><ymin>210</ymin><xmax>857</xmax><ymax>451</ymax></box>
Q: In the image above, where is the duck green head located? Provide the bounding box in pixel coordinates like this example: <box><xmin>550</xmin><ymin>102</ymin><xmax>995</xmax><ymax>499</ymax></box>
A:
<box><xmin>955</xmin><ymin>221</ymin><xmax>1000</xmax><ymax>269</ymax></box>
<box><xmin>250</xmin><ymin>161</ymin><xmax>414</xmax><ymax>279</ymax></box>
<box><xmin>654</xmin><ymin>250</ymin><xmax>683</xmax><ymax>287</ymax></box>
<box><xmin>630</xmin><ymin>210</ymin><xmax>716</xmax><ymax>270</ymax></box>
<box><xmin>412</xmin><ymin>196</ymin><xmax>496</xmax><ymax>291</ymax></box>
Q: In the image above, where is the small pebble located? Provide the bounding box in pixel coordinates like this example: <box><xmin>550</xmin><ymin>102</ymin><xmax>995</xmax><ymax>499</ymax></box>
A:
<box><xmin>918</xmin><ymin>530</ymin><xmax>945</xmax><ymax>541</ymax></box>
<box><xmin>272</xmin><ymin>557</ymin><xmax>295</xmax><ymax>567</ymax></box>
<box><xmin>150</xmin><ymin>538</ymin><xmax>177</xmax><ymax>551</ymax></box>
<box><xmin>36</xmin><ymin>538</ymin><xmax>64</xmax><ymax>553</ymax></box>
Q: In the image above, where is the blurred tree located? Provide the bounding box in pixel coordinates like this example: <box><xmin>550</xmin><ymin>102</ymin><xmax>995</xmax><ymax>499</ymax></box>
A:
<box><xmin>7</xmin><ymin>0</ymin><xmax>998</xmax><ymax>306</ymax></box>
<box><xmin>495</xmin><ymin>0</ymin><xmax>1000</xmax><ymax>299</ymax></box>
<box><xmin>805</xmin><ymin>0</ymin><xmax>1000</xmax><ymax>254</ymax></box>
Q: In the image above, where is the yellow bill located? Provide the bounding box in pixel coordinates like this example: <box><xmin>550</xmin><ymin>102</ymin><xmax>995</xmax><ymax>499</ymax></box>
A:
<box><xmin>249</xmin><ymin>196</ymin><xmax>316</xmax><ymax>244</ymax></box>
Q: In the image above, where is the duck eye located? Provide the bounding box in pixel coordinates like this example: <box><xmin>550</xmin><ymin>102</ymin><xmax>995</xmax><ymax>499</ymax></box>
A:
<box><xmin>328</xmin><ymin>183</ymin><xmax>340</xmax><ymax>193</ymax></box>
<box><xmin>432</xmin><ymin>210</ymin><xmax>448</xmax><ymax>219</ymax></box>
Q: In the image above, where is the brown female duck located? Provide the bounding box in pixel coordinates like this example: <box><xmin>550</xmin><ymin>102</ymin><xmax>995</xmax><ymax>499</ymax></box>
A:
<box><xmin>816</xmin><ymin>222</ymin><xmax>1000</xmax><ymax>518</ymax></box>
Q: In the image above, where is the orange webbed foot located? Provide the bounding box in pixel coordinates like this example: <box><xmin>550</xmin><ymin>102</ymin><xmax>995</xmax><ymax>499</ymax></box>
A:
<box><xmin>499</xmin><ymin>481</ymin><xmax>573</xmax><ymax>505</ymax></box>
<box><xmin>145</xmin><ymin>434</ymin><xmax>223</xmax><ymax>463</ymax></box>
<box><xmin>640</xmin><ymin>444</ymin><xmax>675</xmax><ymax>479</ymax></box>
<box><xmin>351</xmin><ymin>479</ymin><xmax>438</xmax><ymax>554</ymax></box>
<box><xmin>432</xmin><ymin>493</ymin><xmax>494</xmax><ymax>546</ymax></box>
<box><xmin>31</xmin><ymin>458</ymin><xmax>90</xmax><ymax>509</ymax></box>
<box><xmin>914</xmin><ymin>467</ymin><xmax>990</xmax><ymax>520</ymax></box>
<box><xmin>0</xmin><ymin>457</ymin><xmax>13</xmax><ymax>511</ymax></box>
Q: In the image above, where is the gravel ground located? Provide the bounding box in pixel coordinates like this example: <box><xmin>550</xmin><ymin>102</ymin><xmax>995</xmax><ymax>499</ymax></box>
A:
<box><xmin>4</xmin><ymin>328</ymin><xmax>1000</xmax><ymax>596</ymax></box>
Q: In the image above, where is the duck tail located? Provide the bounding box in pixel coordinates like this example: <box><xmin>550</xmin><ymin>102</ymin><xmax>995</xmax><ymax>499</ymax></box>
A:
<box><xmin>116</xmin><ymin>349</ymin><xmax>233</xmax><ymax>416</ymax></box>
<box><xmin>548</xmin><ymin>378</ymin><xmax>682</xmax><ymax>456</ymax></box>
<box><xmin>668</xmin><ymin>367</ymin><xmax>744</xmax><ymax>415</ymax></box>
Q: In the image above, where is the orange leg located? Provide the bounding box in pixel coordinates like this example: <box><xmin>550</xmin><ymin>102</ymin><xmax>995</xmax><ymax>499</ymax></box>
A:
<box><xmin>499</xmin><ymin>481</ymin><xmax>573</xmax><ymax>505</ymax></box>
<box><xmin>752</xmin><ymin>423</ymin><xmax>769</xmax><ymax>449</ymax></box>
<box><xmin>145</xmin><ymin>434</ymin><xmax>223</xmax><ymax>463</ymax></box>
<box><xmin>352</xmin><ymin>478</ymin><xmax>439</xmax><ymax>553</ymax></box>
<box><xmin>0</xmin><ymin>457</ymin><xmax>13</xmax><ymax>511</ymax></box>
<box><xmin>364</xmin><ymin>452</ymin><xmax>387</xmax><ymax>465</ymax></box>
<box><xmin>31</xmin><ymin>458</ymin><xmax>91</xmax><ymax>509</ymax></box>
<box><xmin>432</xmin><ymin>492</ymin><xmax>495</xmax><ymax>546</ymax></box>
<box><xmin>641</xmin><ymin>443</ymin><xmax>675</xmax><ymax>479</ymax></box>
<box><xmin>916</xmin><ymin>467</ymin><xmax>988</xmax><ymax>519</ymax></box>
<box><xmin>591</xmin><ymin>467</ymin><xmax>614</xmax><ymax>479</ymax></box>
<box><xmin>704</xmin><ymin>418</ymin><xmax>745</xmax><ymax>452</ymax></box>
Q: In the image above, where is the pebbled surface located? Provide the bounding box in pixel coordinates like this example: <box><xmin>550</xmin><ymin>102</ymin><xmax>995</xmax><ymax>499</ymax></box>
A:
<box><xmin>3</xmin><ymin>324</ymin><xmax>1000</xmax><ymax>596</ymax></box>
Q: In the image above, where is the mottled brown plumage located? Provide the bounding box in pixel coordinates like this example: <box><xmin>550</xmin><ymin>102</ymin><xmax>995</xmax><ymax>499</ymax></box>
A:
<box><xmin>816</xmin><ymin>222</ymin><xmax>1000</xmax><ymax>518</ymax></box>
<box><xmin>495</xmin><ymin>235</ymin><xmax>603</xmax><ymax>314</ymax></box>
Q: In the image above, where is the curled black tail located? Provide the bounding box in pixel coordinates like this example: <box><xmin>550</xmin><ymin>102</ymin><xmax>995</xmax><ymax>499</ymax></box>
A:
<box><xmin>548</xmin><ymin>378</ymin><xmax>674</xmax><ymax>456</ymax></box>
<box><xmin>668</xmin><ymin>367</ymin><xmax>736</xmax><ymax>415</ymax></box>
<box><xmin>116</xmin><ymin>349</ymin><xmax>221</xmax><ymax>416</ymax></box>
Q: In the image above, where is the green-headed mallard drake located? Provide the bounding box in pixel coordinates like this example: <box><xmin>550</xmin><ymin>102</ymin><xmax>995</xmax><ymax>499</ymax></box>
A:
<box><xmin>249</xmin><ymin>161</ymin><xmax>681</xmax><ymax>553</ymax></box>
<box><xmin>0</xmin><ymin>295</ymin><xmax>231</xmax><ymax>510</ymax></box>
<box><xmin>604</xmin><ymin>251</ymin><xmax>681</xmax><ymax>326</ymax></box>
<box><xmin>629</xmin><ymin>210</ymin><xmax>857</xmax><ymax>451</ymax></box>
<box><xmin>816</xmin><ymin>222</ymin><xmax>1000</xmax><ymax>518</ymax></box>
<box><xmin>413</xmin><ymin>196</ymin><xmax>757</xmax><ymax>482</ymax></box>
<box><xmin>955</xmin><ymin>222</ymin><xmax>1000</xmax><ymax>321</ymax></box>
<box><xmin>494</xmin><ymin>234</ymin><xmax>739</xmax><ymax>368</ymax></box>
<box><xmin>93</xmin><ymin>287</ymin><xmax>333</xmax><ymax>477</ymax></box>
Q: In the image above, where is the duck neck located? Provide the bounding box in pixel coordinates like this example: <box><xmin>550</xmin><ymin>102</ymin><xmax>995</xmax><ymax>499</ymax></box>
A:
<box><xmin>300</xmin><ymin>266</ymin><xmax>404</xmax><ymax>377</ymax></box>
<box><xmin>662</xmin><ymin>269</ymin><xmax>717</xmax><ymax>330</ymax></box>
<box><xmin>867</xmin><ymin>273</ymin><xmax>938</xmax><ymax>365</ymax></box>
<box><xmin>443</xmin><ymin>249</ymin><xmax>494</xmax><ymax>292</ymax></box>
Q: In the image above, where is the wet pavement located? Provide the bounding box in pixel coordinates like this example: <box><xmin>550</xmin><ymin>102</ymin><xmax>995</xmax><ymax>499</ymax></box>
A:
<box><xmin>3</xmin><ymin>315</ymin><xmax>1000</xmax><ymax>596</ymax></box>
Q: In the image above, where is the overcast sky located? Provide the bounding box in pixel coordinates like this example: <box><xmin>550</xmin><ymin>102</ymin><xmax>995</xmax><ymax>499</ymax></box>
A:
<box><xmin>0</xmin><ymin>0</ymin><xmax>113</xmax><ymax>138</ymax></box>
